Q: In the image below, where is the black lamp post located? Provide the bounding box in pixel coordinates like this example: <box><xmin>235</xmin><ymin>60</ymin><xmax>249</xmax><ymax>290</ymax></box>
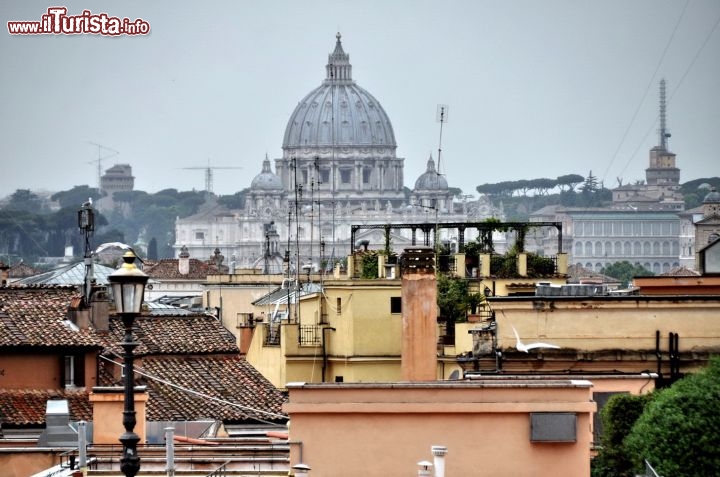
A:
<box><xmin>108</xmin><ymin>251</ymin><xmax>148</xmax><ymax>477</ymax></box>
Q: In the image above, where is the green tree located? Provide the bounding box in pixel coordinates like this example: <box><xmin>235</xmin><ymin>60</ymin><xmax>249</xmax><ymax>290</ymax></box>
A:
<box><xmin>601</xmin><ymin>261</ymin><xmax>653</xmax><ymax>288</ymax></box>
<box><xmin>591</xmin><ymin>393</ymin><xmax>650</xmax><ymax>477</ymax></box>
<box><xmin>437</xmin><ymin>275</ymin><xmax>469</xmax><ymax>322</ymax></box>
<box><xmin>625</xmin><ymin>357</ymin><xmax>720</xmax><ymax>477</ymax></box>
<box><xmin>50</xmin><ymin>185</ymin><xmax>102</xmax><ymax>209</ymax></box>
<box><xmin>217</xmin><ymin>189</ymin><xmax>248</xmax><ymax>209</ymax></box>
<box><xmin>3</xmin><ymin>189</ymin><xmax>46</xmax><ymax>213</ymax></box>
<box><xmin>557</xmin><ymin>174</ymin><xmax>585</xmax><ymax>192</ymax></box>
<box><xmin>147</xmin><ymin>237</ymin><xmax>158</xmax><ymax>260</ymax></box>
<box><xmin>580</xmin><ymin>171</ymin><xmax>599</xmax><ymax>195</ymax></box>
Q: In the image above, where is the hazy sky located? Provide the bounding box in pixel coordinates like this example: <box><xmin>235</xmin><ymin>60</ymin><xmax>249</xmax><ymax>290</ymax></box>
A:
<box><xmin>1</xmin><ymin>1</ymin><xmax>718</xmax><ymax>201</ymax></box>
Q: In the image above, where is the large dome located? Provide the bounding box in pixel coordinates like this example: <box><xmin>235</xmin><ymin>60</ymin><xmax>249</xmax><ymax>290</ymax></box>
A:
<box><xmin>282</xmin><ymin>34</ymin><xmax>396</xmax><ymax>152</ymax></box>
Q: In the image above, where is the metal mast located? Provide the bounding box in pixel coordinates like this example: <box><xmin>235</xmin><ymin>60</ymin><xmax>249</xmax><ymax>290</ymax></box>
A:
<box><xmin>658</xmin><ymin>79</ymin><xmax>671</xmax><ymax>151</ymax></box>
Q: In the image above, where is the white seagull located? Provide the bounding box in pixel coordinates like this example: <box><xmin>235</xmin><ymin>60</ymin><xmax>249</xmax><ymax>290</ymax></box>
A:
<box><xmin>511</xmin><ymin>326</ymin><xmax>560</xmax><ymax>353</ymax></box>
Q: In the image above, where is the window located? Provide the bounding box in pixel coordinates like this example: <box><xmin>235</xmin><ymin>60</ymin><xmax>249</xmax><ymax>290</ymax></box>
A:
<box><xmin>340</xmin><ymin>169</ymin><xmax>351</xmax><ymax>184</ymax></box>
<box><xmin>63</xmin><ymin>354</ymin><xmax>84</xmax><ymax>387</ymax></box>
<box><xmin>336</xmin><ymin>297</ymin><xmax>342</xmax><ymax>315</ymax></box>
<box><xmin>390</xmin><ymin>296</ymin><xmax>402</xmax><ymax>314</ymax></box>
<box><xmin>63</xmin><ymin>356</ymin><xmax>75</xmax><ymax>387</ymax></box>
<box><xmin>195</xmin><ymin>231</ymin><xmax>205</xmax><ymax>240</ymax></box>
<box><xmin>363</xmin><ymin>168</ymin><xmax>372</xmax><ymax>184</ymax></box>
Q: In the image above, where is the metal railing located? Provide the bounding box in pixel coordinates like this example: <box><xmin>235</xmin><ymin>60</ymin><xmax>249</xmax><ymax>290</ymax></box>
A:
<box><xmin>643</xmin><ymin>459</ymin><xmax>663</xmax><ymax>477</ymax></box>
<box><xmin>299</xmin><ymin>325</ymin><xmax>322</xmax><ymax>346</ymax></box>
<box><xmin>263</xmin><ymin>324</ymin><xmax>281</xmax><ymax>346</ymax></box>
<box><xmin>205</xmin><ymin>459</ymin><xmax>232</xmax><ymax>477</ymax></box>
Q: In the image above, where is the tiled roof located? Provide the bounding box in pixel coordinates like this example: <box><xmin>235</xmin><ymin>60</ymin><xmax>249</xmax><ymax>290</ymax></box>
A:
<box><xmin>102</xmin><ymin>314</ymin><xmax>238</xmax><ymax>356</ymax></box>
<box><xmin>566</xmin><ymin>264</ymin><xmax>620</xmax><ymax>284</ymax></box>
<box><xmin>0</xmin><ymin>389</ymin><xmax>92</xmax><ymax>426</ymax></box>
<box><xmin>659</xmin><ymin>266</ymin><xmax>701</xmax><ymax>277</ymax></box>
<box><xmin>0</xmin><ymin>286</ymin><xmax>103</xmax><ymax>348</ymax></box>
<box><xmin>7</xmin><ymin>262</ymin><xmax>41</xmax><ymax>278</ymax></box>
<box><xmin>137</xmin><ymin>355</ymin><xmax>286</xmax><ymax>423</ymax></box>
<box><xmin>143</xmin><ymin>259</ymin><xmax>220</xmax><ymax>280</ymax></box>
<box><xmin>14</xmin><ymin>262</ymin><xmax>117</xmax><ymax>286</ymax></box>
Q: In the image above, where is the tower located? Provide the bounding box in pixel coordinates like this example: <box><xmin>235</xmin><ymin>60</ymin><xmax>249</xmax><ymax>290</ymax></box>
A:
<box><xmin>646</xmin><ymin>79</ymin><xmax>680</xmax><ymax>187</ymax></box>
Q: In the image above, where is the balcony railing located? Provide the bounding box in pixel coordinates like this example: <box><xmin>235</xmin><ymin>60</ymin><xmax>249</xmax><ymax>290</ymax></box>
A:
<box><xmin>299</xmin><ymin>325</ymin><xmax>322</xmax><ymax>346</ymax></box>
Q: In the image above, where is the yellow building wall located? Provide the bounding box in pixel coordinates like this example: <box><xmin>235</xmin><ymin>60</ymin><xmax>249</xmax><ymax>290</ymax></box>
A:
<box><xmin>245</xmin><ymin>279</ymin><xmax>404</xmax><ymax>387</ymax></box>
<box><xmin>245</xmin><ymin>323</ymin><xmax>286</xmax><ymax>388</ymax></box>
<box><xmin>486</xmin><ymin>297</ymin><xmax>720</xmax><ymax>355</ymax></box>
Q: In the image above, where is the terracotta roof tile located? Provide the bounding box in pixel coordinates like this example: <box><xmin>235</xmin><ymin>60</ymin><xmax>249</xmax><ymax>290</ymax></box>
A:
<box><xmin>143</xmin><ymin>259</ymin><xmax>220</xmax><ymax>280</ymax></box>
<box><xmin>102</xmin><ymin>314</ymin><xmax>238</xmax><ymax>356</ymax></box>
<box><xmin>659</xmin><ymin>266</ymin><xmax>701</xmax><ymax>277</ymax></box>
<box><xmin>139</xmin><ymin>355</ymin><xmax>286</xmax><ymax>423</ymax></box>
<box><xmin>0</xmin><ymin>389</ymin><xmax>92</xmax><ymax>426</ymax></box>
<box><xmin>0</xmin><ymin>286</ymin><xmax>104</xmax><ymax>349</ymax></box>
<box><xmin>7</xmin><ymin>262</ymin><xmax>41</xmax><ymax>279</ymax></box>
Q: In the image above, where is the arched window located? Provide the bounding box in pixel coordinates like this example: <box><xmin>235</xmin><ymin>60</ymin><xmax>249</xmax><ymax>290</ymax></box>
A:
<box><xmin>575</xmin><ymin>242</ymin><xmax>584</xmax><ymax>256</ymax></box>
<box><xmin>624</xmin><ymin>241</ymin><xmax>631</xmax><ymax>255</ymax></box>
<box><xmin>643</xmin><ymin>242</ymin><xmax>651</xmax><ymax>255</ymax></box>
<box><xmin>653</xmin><ymin>242</ymin><xmax>660</xmax><ymax>255</ymax></box>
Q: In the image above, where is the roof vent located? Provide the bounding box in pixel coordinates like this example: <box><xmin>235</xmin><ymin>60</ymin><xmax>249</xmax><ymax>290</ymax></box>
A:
<box><xmin>37</xmin><ymin>400</ymin><xmax>77</xmax><ymax>447</ymax></box>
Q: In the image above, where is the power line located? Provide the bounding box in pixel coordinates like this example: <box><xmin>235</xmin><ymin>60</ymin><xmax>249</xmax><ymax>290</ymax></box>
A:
<box><xmin>600</xmin><ymin>0</ymin><xmax>690</xmax><ymax>185</ymax></box>
<box><xmin>616</xmin><ymin>7</ymin><xmax>720</xmax><ymax>179</ymax></box>
<box><xmin>100</xmin><ymin>355</ymin><xmax>287</xmax><ymax>424</ymax></box>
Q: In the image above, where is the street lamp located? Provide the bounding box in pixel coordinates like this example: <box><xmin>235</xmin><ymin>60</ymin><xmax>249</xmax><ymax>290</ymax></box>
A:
<box><xmin>108</xmin><ymin>251</ymin><xmax>148</xmax><ymax>477</ymax></box>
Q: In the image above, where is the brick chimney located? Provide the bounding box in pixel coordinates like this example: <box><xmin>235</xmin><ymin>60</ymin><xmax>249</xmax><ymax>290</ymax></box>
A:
<box><xmin>178</xmin><ymin>245</ymin><xmax>190</xmax><ymax>275</ymax></box>
<box><xmin>400</xmin><ymin>247</ymin><xmax>437</xmax><ymax>381</ymax></box>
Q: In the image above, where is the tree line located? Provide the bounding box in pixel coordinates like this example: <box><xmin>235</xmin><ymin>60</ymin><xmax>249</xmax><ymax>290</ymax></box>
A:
<box><xmin>0</xmin><ymin>186</ymin><xmax>226</xmax><ymax>266</ymax></box>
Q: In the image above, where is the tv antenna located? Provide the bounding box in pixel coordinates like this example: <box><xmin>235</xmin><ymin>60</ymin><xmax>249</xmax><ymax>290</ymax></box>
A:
<box><xmin>658</xmin><ymin>78</ymin><xmax>671</xmax><ymax>151</ymax></box>
<box><xmin>180</xmin><ymin>159</ymin><xmax>243</xmax><ymax>193</ymax></box>
<box><xmin>86</xmin><ymin>142</ymin><xmax>119</xmax><ymax>194</ymax></box>
<box><xmin>436</xmin><ymin>104</ymin><xmax>449</xmax><ymax>174</ymax></box>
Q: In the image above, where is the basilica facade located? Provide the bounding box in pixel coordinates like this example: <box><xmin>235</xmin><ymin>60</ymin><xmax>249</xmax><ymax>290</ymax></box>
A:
<box><xmin>174</xmin><ymin>34</ymin><xmax>501</xmax><ymax>271</ymax></box>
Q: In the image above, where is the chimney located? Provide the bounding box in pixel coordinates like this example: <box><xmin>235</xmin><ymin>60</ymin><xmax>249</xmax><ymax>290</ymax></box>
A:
<box><xmin>431</xmin><ymin>446</ymin><xmax>448</xmax><ymax>477</ymax></box>
<box><xmin>90</xmin><ymin>285</ymin><xmax>110</xmax><ymax>332</ymax></box>
<box><xmin>400</xmin><ymin>247</ymin><xmax>437</xmax><ymax>381</ymax></box>
<box><xmin>179</xmin><ymin>245</ymin><xmax>190</xmax><ymax>275</ymax></box>
<box><xmin>0</xmin><ymin>261</ymin><xmax>9</xmax><ymax>286</ymax></box>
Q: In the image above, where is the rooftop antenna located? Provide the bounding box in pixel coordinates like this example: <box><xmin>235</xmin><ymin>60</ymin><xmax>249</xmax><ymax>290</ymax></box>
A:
<box><xmin>436</xmin><ymin>104</ymin><xmax>449</xmax><ymax>175</ymax></box>
<box><xmin>180</xmin><ymin>159</ymin><xmax>243</xmax><ymax>194</ymax></box>
<box><xmin>86</xmin><ymin>142</ymin><xmax>119</xmax><ymax>194</ymax></box>
<box><xmin>658</xmin><ymin>79</ymin><xmax>671</xmax><ymax>151</ymax></box>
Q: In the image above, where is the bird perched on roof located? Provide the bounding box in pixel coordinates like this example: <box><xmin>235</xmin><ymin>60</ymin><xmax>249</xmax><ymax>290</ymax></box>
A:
<box><xmin>511</xmin><ymin>325</ymin><xmax>560</xmax><ymax>353</ymax></box>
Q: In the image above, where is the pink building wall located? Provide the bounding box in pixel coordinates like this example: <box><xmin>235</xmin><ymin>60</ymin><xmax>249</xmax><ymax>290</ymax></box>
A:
<box><xmin>284</xmin><ymin>380</ymin><xmax>596</xmax><ymax>477</ymax></box>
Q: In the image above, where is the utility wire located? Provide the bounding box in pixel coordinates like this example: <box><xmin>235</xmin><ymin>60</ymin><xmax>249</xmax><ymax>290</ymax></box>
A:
<box><xmin>100</xmin><ymin>355</ymin><xmax>287</xmax><ymax>423</ymax></box>
<box><xmin>600</xmin><ymin>0</ymin><xmax>690</xmax><ymax>185</ymax></box>
<box><xmin>616</xmin><ymin>7</ymin><xmax>720</xmax><ymax>179</ymax></box>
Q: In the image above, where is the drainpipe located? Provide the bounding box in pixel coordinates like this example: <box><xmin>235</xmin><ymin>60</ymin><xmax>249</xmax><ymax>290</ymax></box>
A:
<box><xmin>78</xmin><ymin>421</ymin><xmax>87</xmax><ymax>472</ymax></box>
<box><xmin>431</xmin><ymin>446</ymin><xmax>447</xmax><ymax>477</ymax></box>
<box><xmin>165</xmin><ymin>427</ymin><xmax>176</xmax><ymax>477</ymax></box>
<box><xmin>322</xmin><ymin>327</ymin><xmax>336</xmax><ymax>383</ymax></box>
